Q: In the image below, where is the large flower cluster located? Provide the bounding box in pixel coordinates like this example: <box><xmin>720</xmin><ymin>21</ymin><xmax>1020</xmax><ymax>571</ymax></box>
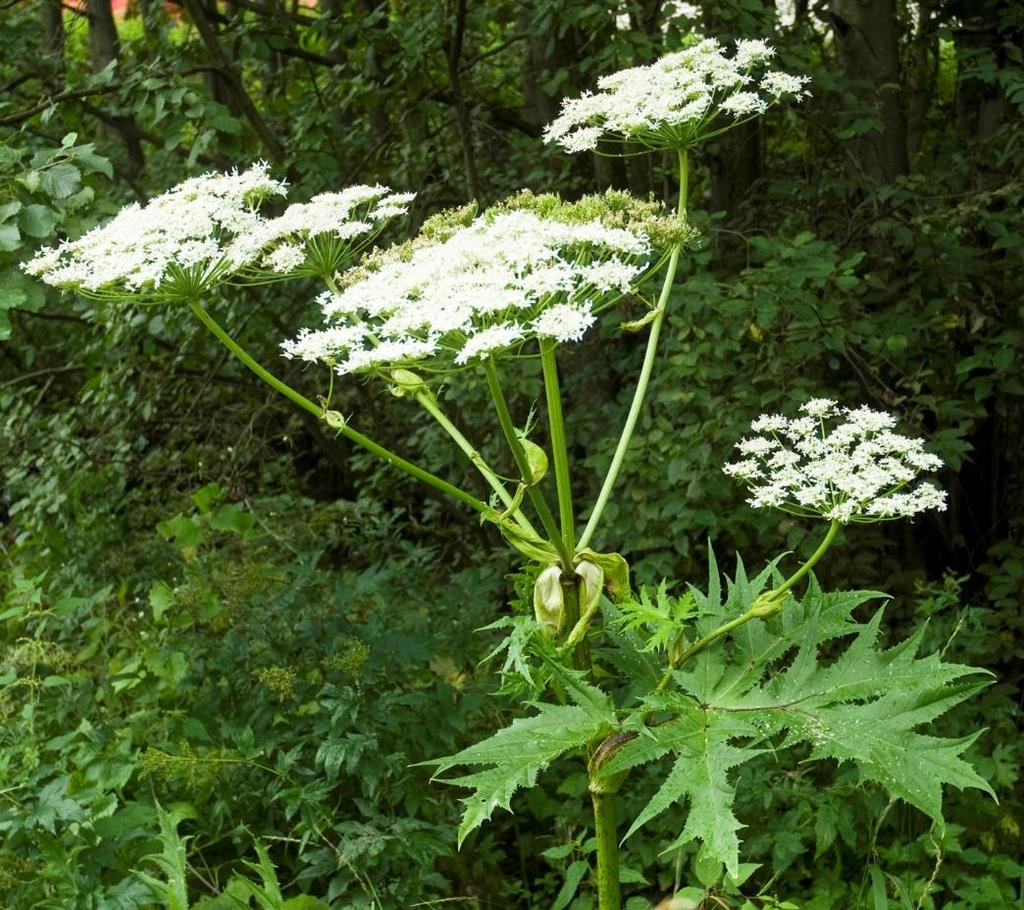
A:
<box><xmin>23</xmin><ymin>163</ymin><xmax>287</xmax><ymax>300</ymax></box>
<box><xmin>229</xmin><ymin>185</ymin><xmax>415</xmax><ymax>279</ymax></box>
<box><xmin>544</xmin><ymin>37</ymin><xmax>809</xmax><ymax>153</ymax></box>
<box><xmin>282</xmin><ymin>190</ymin><xmax>691</xmax><ymax>376</ymax></box>
<box><xmin>724</xmin><ymin>399</ymin><xmax>946</xmax><ymax>524</ymax></box>
<box><xmin>23</xmin><ymin>165</ymin><xmax>414</xmax><ymax>300</ymax></box>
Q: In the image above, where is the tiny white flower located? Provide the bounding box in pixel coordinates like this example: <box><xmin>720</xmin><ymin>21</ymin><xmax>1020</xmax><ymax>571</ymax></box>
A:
<box><xmin>800</xmin><ymin>398</ymin><xmax>839</xmax><ymax>418</ymax></box>
<box><xmin>760</xmin><ymin>70</ymin><xmax>811</xmax><ymax>99</ymax></box>
<box><xmin>455</xmin><ymin>323</ymin><xmax>526</xmax><ymax>365</ymax></box>
<box><xmin>533</xmin><ymin>302</ymin><xmax>596</xmax><ymax>343</ymax></box>
<box><xmin>230</xmin><ymin>185</ymin><xmax>414</xmax><ymax>278</ymax></box>
<box><xmin>734</xmin><ymin>39</ymin><xmax>775</xmax><ymax>68</ymax></box>
<box><xmin>264</xmin><ymin>243</ymin><xmax>307</xmax><ymax>274</ymax></box>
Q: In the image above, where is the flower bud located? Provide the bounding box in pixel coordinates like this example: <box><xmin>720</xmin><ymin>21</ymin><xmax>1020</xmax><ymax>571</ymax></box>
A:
<box><xmin>575</xmin><ymin>548</ymin><xmax>631</xmax><ymax>603</ymax></box>
<box><xmin>322</xmin><ymin>410</ymin><xmax>347</xmax><ymax>430</ymax></box>
<box><xmin>522</xmin><ymin>439</ymin><xmax>548</xmax><ymax>484</ymax></box>
<box><xmin>388</xmin><ymin>368</ymin><xmax>429</xmax><ymax>398</ymax></box>
<box><xmin>533</xmin><ymin>565</ymin><xmax>565</xmax><ymax>634</ymax></box>
<box><xmin>749</xmin><ymin>590</ymin><xmax>783</xmax><ymax>618</ymax></box>
<box><xmin>574</xmin><ymin>560</ymin><xmax>604</xmax><ymax>614</ymax></box>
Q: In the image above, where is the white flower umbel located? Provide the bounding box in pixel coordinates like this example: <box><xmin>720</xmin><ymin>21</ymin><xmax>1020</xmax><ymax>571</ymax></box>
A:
<box><xmin>228</xmin><ymin>185</ymin><xmax>415</xmax><ymax>280</ymax></box>
<box><xmin>724</xmin><ymin>399</ymin><xmax>947</xmax><ymax>523</ymax></box>
<box><xmin>544</xmin><ymin>37</ymin><xmax>810</xmax><ymax>154</ymax></box>
<box><xmin>24</xmin><ymin>163</ymin><xmax>287</xmax><ymax>302</ymax></box>
<box><xmin>283</xmin><ymin>190</ymin><xmax>691</xmax><ymax>377</ymax></box>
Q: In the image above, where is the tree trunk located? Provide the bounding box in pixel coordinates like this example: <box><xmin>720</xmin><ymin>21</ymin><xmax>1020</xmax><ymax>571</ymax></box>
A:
<box><xmin>701</xmin><ymin>1</ymin><xmax>773</xmax><ymax>215</ymax></box>
<box><xmin>446</xmin><ymin>0</ymin><xmax>483</xmax><ymax>201</ymax></box>
<box><xmin>182</xmin><ymin>0</ymin><xmax>286</xmax><ymax>163</ymax></box>
<box><xmin>40</xmin><ymin>0</ymin><xmax>65</xmax><ymax>92</ymax></box>
<box><xmin>951</xmin><ymin>2</ymin><xmax>1020</xmax><ymax>140</ymax></box>
<box><xmin>85</xmin><ymin>0</ymin><xmax>146</xmax><ymax>176</ymax></box>
<box><xmin>826</xmin><ymin>0</ymin><xmax>909</xmax><ymax>183</ymax></box>
<box><xmin>906</xmin><ymin>0</ymin><xmax>937</xmax><ymax>158</ymax></box>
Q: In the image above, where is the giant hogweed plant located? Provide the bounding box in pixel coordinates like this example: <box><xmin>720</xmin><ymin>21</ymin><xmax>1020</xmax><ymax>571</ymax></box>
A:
<box><xmin>26</xmin><ymin>38</ymin><xmax>993</xmax><ymax>909</ymax></box>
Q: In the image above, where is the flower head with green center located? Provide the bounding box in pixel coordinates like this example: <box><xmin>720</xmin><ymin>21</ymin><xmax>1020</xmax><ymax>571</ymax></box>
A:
<box><xmin>724</xmin><ymin>399</ymin><xmax>946</xmax><ymax>523</ymax></box>
<box><xmin>228</xmin><ymin>185</ymin><xmax>415</xmax><ymax>281</ymax></box>
<box><xmin>544</xmin><ymin>37</ymin><xmax>810</xmax><ymax>154</ymax></box>
<box><xmin>282</xmin><ymin>189</ymin><xmax>694</xmax><ymax>376</ymax></box>
<box><xmin>23</xmin><ymin>162</ymin><xmax>287</xmax><ymax>302</ymax></box>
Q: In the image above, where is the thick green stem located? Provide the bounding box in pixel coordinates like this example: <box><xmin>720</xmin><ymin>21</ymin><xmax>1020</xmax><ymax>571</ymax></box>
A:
<box><xmin>186</xmin><ymin>298</ymin><xmax>489</xmax><ymax>516</ymax></box>
<box><xmin>657</xmin><ymin>521</ymin><xmax>842</xmax><ymax>689</ymax></box>
<box><xmin>483</xmin><ymin>358</ymin><xmax>573</xmax><ymax>569</ymax></box>
<box><xmin>414</xmin><ymin>391</ymin><xmax>538</xmax><ymax>536</ymax></box>
<box><xmin>591</xmin><ymin>791</ymin><xmax>621</xmax><ymax>910</ymax></box>
<box><xmin>539</xmin><ymin>339</ymin><xmax>575</xmax><ymax>556</ymax></box>
<box><xmin>560</xmin><ymin>573</ymin><xmax>591</xmax><ymax>670</ymax></box>
<box><xmin>578</xmin><ymin>149</ymin><xmax>688</xmax><ymax>551</ymax></box>
<box><xmin>771</xmin><ymin>519</ymin><xmax>841</xmax><ymax>600</ymax></box>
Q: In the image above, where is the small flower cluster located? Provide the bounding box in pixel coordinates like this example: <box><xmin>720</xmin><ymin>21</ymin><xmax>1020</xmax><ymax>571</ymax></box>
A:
<box><xmin>229</xmin><ymin>185</ymin><xmax>415</xmax><ymax>279</ymax></box>
<box><xmin>724</xmin><ymin>399</ymin><xmax>946</xmax><ymax>524</ymax></box>
<box><xmin>544</xmin><ymin>37</ymin><xmax>810</xmax><ymax>154</ymax></box>
<box><xmin>282</xmin><ymin>190</ymin><xmax>691</xmax><ymax>375</ymax></box>
<box><xmin>24</xmin><ymin>163</ymin><xmax>287</xmax><ymax>300</ymax></box>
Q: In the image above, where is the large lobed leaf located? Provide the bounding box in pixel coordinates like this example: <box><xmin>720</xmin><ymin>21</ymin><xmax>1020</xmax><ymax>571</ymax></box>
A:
<box><xmin>424</xmin><ymin>668</ymin><xmax>616</xmax><ymax>845</ymax></box>
<box><xmin>604</xmin><ymin>556</ymin><xmax>994</xmax><ymax>878</ymax></box>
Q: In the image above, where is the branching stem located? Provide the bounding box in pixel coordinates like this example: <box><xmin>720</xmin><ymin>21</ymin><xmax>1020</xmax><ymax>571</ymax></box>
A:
<box><xmin>656</xmin><ymin>521</ymin><xmax>841</xmax><ymax>691</ymax></box>
<box><xmin>186</xmin><ymin>298</ymin><xmax>489</xmax><ymax>516</ymax></box>
<box><xmin>413</xmin><ymin>391</ymin><xmax>538</xmax><ymax>536</ymax></box>
<box><xmin>539</xmin><ymin>338</ymin><xmax>575</xmax><ymax>556</ymax></box>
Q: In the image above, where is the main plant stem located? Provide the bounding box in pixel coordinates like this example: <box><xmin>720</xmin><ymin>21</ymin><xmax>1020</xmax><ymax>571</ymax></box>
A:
<box><xmin>186</xmin><ymin>298</ymin><xmax>488</xmax><ymax>516</ymax></box>
<box><xmin>591</xmin><ymin>791</ymin><xmax>621</xmax><ymax>910</ymax></box>
<box><xmin>578</xmin><ymin>149</ymin><xmax>688</xmax><ymax>551</ymax></box>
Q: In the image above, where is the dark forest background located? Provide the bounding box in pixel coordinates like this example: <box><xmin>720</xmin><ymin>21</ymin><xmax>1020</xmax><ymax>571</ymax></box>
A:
<box><xmin>0</xmin><ymin>1</ymin><xmax>1021</xmax><ymax>908</ymax></box>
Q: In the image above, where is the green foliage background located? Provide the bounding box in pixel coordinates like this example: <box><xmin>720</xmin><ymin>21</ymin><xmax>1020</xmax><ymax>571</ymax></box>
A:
<box><xmin>0</xmin><ymin>1</ymin><xmax>1021</xmax><ymax>907</ymax></box>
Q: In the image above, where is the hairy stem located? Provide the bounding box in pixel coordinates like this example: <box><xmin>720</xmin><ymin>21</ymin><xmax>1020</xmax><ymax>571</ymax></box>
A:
<box><xmin>578</xmin><ymin>149</ymin><xmax>688</xmax><ymax>551</ymax></box>
<box><xmin>186</xmin><ymin>298</ymin><xmax>488</xmax><ymax>515</ymax></box>
<box><xmin>591</xmin><ymin>791</ymin><xmax>621</xmax><ymax>910</ymax></box>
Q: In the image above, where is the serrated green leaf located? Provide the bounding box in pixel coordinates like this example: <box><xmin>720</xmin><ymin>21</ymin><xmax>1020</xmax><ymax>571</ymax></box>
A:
<box><xmin>611</xmin><ymin>704</ymin><xmax>760</xmax><ymax>878</ymax></box>
<box><xmin>0</xmin><ymin>222</ymin><xmax>21</xmax><ymax>252</ymax></box>
<box><xmin>19</xmin><ymin>203</ymin><xmax>58</xmax><ymax>238</ymax></box>
<box><xmin>424</xmin><ymin>701</ymin><xmax>615</xmax><ymax>845</ymax></box>
<box><xmin>615</xmin><ymin>555</ymin><xmax>992</xmax><ymax>879</ymax></box>
<box><xmin>137</xmin><ymin>803</ymin><xmax>190</xmax><ymax>910</ymax></box>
